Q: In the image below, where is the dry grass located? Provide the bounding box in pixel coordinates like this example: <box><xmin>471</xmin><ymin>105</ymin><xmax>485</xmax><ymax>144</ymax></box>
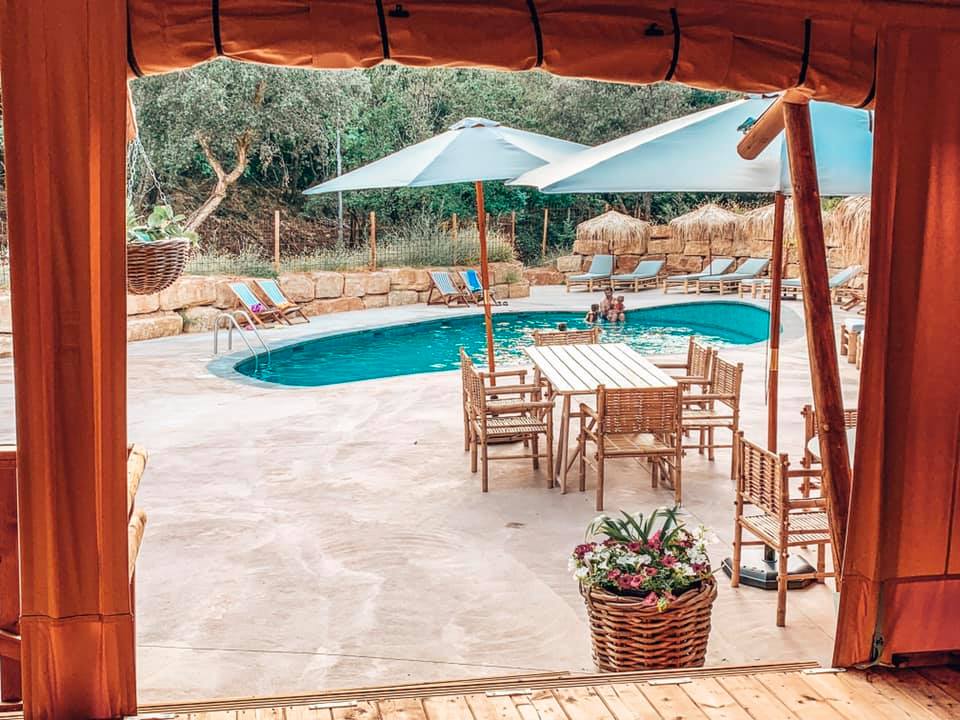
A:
<box><xmin>574</xmin><ymin>210</ymin><xmax>651</xmax><ymax>255</ymax></box>
<box><xmin>825</xmin><ymin>195</ymin><xmax>870</xmax><ymax>267</ymax></box>
<box><xmin>669</xmin><ymin>203</ymin><xmax>740</xmax><ymax>246</ymax></box>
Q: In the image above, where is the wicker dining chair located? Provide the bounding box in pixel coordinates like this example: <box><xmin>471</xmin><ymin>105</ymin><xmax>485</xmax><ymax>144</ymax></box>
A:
<box><xmin>730</xmin><ymin>432</ymin><xmax>833</xmax><ymax>626</ymax></box>
<box><xmin>459</xmin><ymin>348</ymin><xmax>539</xmax><ymax>451</ymax></box>
<box><xmin>655</xmin><ymin>337</ymin><xmax>716</xmax><ymax>393</ymax></box>
<box><xmin>681</xmin><ymin>357</ymin><xmax>744</xmax><ymax>479</ymax></box>
<box><xmin>463</xmin><ymin>361</ymin><xmax>555</xmax><ymax>492</ymax></box>
<box><xmin>531</xmin><ymin>326</ymin><xmax>602</xmax><ymax>347</ymax></box>
<box><xmin>799</xmin><ymin>404</ymin><xmax>859</xmax><ymax>496</ymax></box>
<box><xmin>577</xmin><ymin>385</ymin><xmax>683</xmax><ymax>510</ymax></box>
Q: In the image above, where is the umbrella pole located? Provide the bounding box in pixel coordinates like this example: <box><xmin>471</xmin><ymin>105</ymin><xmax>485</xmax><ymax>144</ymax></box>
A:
<box><xmin>475</xmin><ymin>181</ymin><xmax>496</xmax><ymax>374</ymax></box>
<box><xmin>767</xmin><ymin>191</ymin><xmax>786</xmax><ymax>451</ymax></box>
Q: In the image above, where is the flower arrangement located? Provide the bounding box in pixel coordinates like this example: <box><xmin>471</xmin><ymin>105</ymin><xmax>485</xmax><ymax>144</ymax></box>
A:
<box><xmin>569</xmin><ymin>507</ymin><xmax>711</xmax><ymax>611</ymax></box>
<box><xmin>126</xmin><ymin>202</ymin><xmax>199</xmax><ymax>245</ymax></box>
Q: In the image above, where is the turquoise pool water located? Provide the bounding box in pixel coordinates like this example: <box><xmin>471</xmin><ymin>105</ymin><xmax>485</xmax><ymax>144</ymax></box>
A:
<box><xmin>235</xmin><ymin>302</ymin><xmax>769</xmax><ymax>387</ymax></box>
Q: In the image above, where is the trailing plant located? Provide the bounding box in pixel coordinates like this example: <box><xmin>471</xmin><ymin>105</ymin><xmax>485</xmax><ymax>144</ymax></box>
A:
<box><xmin>570</xmin><ymin>507</ymin><xmax>712</xmax><ymax>611</ymax></box>
<box><xmin>127</xmin><ymin>202</ymin><xmax>200</xmax><ymax>245</ymax></box>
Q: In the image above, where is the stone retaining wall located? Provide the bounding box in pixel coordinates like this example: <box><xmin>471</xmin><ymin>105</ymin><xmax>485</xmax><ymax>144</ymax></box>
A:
<box><xmin>524</xmin><ymin>223</ymin><xmax>868</xmax><ymax>287</ymax></box>
<box><xmin>0</xmin><ymin>263</ymin><xmax>530</xmax><ymax>354</ymax></box>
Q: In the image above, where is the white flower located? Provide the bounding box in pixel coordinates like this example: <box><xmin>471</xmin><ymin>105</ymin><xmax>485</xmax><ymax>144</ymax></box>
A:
<box><xmin>567</xmin><ymin>558</ymin><xmax>579</xmax><ymax>573</ymax></box>
<box><xmin>574</xmin><ymin>566</ymin><xmax>589</xmax><ymax>580</ymax></box>
<box><xmin>636</xmin><ymin>554</ymin><xmax>652</xmax><ymax>566</ymax></box>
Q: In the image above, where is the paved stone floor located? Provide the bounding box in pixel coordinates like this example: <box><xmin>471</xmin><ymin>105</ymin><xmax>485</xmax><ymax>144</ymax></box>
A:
<box><xmin>0</xmin><ymin>286</ymin><xmax>863</xmax><ymax>702</ymax></box>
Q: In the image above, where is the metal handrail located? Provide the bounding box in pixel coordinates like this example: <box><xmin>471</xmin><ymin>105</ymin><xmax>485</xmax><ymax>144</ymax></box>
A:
<box><xmin>213</xmin><ymin>311</ymin><xmax>270</xmax><ymax>370</ymax></box>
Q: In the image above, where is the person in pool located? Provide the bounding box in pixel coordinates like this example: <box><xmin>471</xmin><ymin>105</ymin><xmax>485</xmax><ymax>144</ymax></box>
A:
<box><xmin>612</xmin><ymin>295</ymin><xmax>627</xmax><ymax>322</ymax></box>
<box><xmin>584</xmin><ymin>303</ymin><xmax>601</xmax><ymax>324</ymax></box>
<box><xmin>599</xmin><ymin>288</ymin><xmax>615</xmax><ymax>319</ymax></box>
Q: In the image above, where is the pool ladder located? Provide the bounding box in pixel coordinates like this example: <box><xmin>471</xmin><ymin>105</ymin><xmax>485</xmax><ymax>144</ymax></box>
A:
<box><xmin>213</xmin><ymin>311</ymin><xmax>271</xmax><ymax>370</ymax></box>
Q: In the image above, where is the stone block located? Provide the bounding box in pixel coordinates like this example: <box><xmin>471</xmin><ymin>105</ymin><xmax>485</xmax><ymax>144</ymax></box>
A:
<box><xmin>711</xmin><ymin>239</ymin><xmax>735</xmax><ymax>256</ymax></box>
<box><xmin>158</xmin><ymin>276</ymin><xmax>217</xmax><ymax>311</ymax></box>
<box><xmin>572</xmin><ymin>236</ymin><xmax>609</xmax><ymax>255</ymax></box>
<box><xmin>611</xmin><ymin>235</ymin><xmax>647</xmax><ymax>256</ymax></box>
<box><xmin>179</xmin><ymin>305</ymin><xmax>223</xmax><ymax>334</ymax></box>
<box><xmin>387</xmin><ymin>267</ymin><xmax>431</xmax><ymax>291</ymax></box>
<box><xmin>364</xmin><ymin>271</ymin><xmax>392</xmax><ymax>295</ymax></box>
<box><xmin>301</xmin><ymin>297</ymin><xmax>364</xmax><ymax>316</ymax></box>
<box><xmin>127</xmin><ymin>312</ymin><xmax>183</xmax><ymax>342</ymax></box>
<box><xmin>278</xmin><ymin>272</ymin><xmax>315</xmax><ymax>303</ymax></box>
<box><xmin>417</xmin><ymin>291</ymin><xmax>432</xmax><ymax>304</ymax></box>
<box><xmin>490</xmin><ymin>261</ymin><xmax>524</xmax><ymax>285</ymax></box>
<box><xmin>615</xmin><ymin>254</ymin><xmax>641</xmax><ymax>273</ymax></box>
<box><xmin>555</xmin><ymin>255</ymin><xmax>582</xmax><ymax>273</ymax></box>
<box><xmin>508</xmin><ymin>281</ymin><xmax>531</xmax><ymax>298</ymax></box>
<box><xmin>682</xmin><ymin>240</ymin><xmax>711</xmax><ymax>256</ymax></box>
<box><xmin>213</xmin><ymin>277</ymin><xmax>241</xmax><ymax>309</ymax></box>
<box><xmin>312</xmin><ymin>271</ymin><xmax>345</xmax><ymax>299</ymax></box>
<box><xmin>666</xmin><ymin>254</ymin><xmax>703</xmax><ymax>273</ymax></box>
<box><xmin>524</xmin><ymin>268</ymin><xmax>564</xmax><ymax>285</ymax></box>
<box><xmin>0</xmin><ymin>294</ymin><xmax>11</xmax><ymax>334</ymax></box>
<box><xmin>647</xmin><ymin>238</ymin><xmax>680</xmax><ymax>255</ymax></box>
<box><xmin>650</xmin><ymin>224</ymin><xmax>673</xmax><ymax>238</ymax></box>
<box><xmin>492</xmin><ymin>283</ymin><xmax>509</xmax><ymax>300</ymax></box>
<box><xmin>389</xmin><ymin>290</ymin><xmax>420</xmax><ymax>306</ymax></box>
<box><xmin>342</xmin><ymin>273</ymin><xmax>367</xmax><ymax>297</ymax></box>
<box><xmin>784</xmin><ymin>263</ymin><xmax>801</xmax><ymax>278</ymax></box>
<box><xmin>127</xmin><ymin>292</ymin><xmax>160</xmax><ymax>316</ymax></box>
<box><xmin>362</xmin><ymin>294</ymin><xmax>389</xmax><ymax>309</ymax></box>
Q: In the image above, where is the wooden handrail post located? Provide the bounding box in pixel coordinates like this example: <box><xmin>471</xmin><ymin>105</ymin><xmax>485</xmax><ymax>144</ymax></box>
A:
<box><xmin>767</xmin><ymin>191</ymin><xmax>786</xmax><ymax>451</ymax></box>
<box><xmin>369</xmin><ymin>211</ymin><xmax>377</xmax><ymax>271</ymax></box>
<box><xmin>782</xmin><ymin>97</ymin><xmax>850</xmax><ymax>576</ymax></box>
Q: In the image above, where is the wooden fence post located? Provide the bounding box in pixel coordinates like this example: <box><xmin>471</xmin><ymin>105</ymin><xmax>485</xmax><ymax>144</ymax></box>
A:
<box><xmin>369</xmin><ymin>211</ymin><xmax>377</xmax><ymax>271</ymax></box>
<box><xmin>273</xmin><ymin>209</ymin><xmax>281</xmax><ymax>275</ymax></box>
<box><xmin>510</xmin><ymin>211</ymin><xmax>516</xmax><ymax>248</ymax></box>
<box><xmin>452</xmin><ymin>213</ymin><xmax>458</xmax><ymax>240</ymax></box>
<box><xmin>541</xmin><ymin>208</ymin><xmax>549</xmax><ymax>258</ymax></box>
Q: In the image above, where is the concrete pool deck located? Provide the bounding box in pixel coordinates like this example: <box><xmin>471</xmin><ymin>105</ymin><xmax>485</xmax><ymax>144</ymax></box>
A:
<box><xmin>0</xmin><ymin>285</ymin><xmax>861</xmax><ymax>702</ymax></box>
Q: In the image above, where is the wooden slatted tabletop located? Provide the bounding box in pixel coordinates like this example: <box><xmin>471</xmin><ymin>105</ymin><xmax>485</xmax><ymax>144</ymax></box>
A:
<box><xmin>523</xmin><ymin>343</ymin><xmax>676</xmax><ymax>492</ymax></box>
<box><xmin>119</xmin><ymin>664</ymin><xmax>960</xmax><ymax>720</ymax></box>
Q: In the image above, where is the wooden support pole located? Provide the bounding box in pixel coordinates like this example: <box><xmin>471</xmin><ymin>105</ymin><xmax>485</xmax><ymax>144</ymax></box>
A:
<box><xmin>0</xmin><ymin>449</ymin><xmax>19</xmax><ymax>703</ymax></box>
<box><xmin>475</xmin><ymin>182</ymin><xmax>497</xmax><ymax>375</ymax></box>
<box><xmin>451</xmin><ymin>213</ymin><xmax>458</xmax><ymax>241</ymax></box>
<box><xmin>782</xmin><ymin>98</ymin><xmax>850</xmax><ymax>574</ymax></box>
<box><xmin>0</xmin><ymin>1</ymin><xmax>137</xmax><ymax>716</ymax></box>
<box><xmin>273</xmin><ymin>209</ymin><xmax>281</xmax><ymax>275</ymax></box>
<box><xmin>369</xmin><ymin>211</ymin><xmax>377</xmax><ymax>271</ymax></box>
<box><xmin>737</xmin><ymin>89</ymin><xmax>811</xmax><ymax>161</ymax></box>
<box><xmin>510</xmin><ymin>211</ymin><xmax>517</xmax><ymax>248</ymax></box>
<box><xmin>767</xmin><ymin>191</ymin><xmax>786</xmax><ymax>451</ymax></box>
<box><xmin>541</xmin><ymin>208</ymin><xmax>550</xmax><ymax>258</ymax></box>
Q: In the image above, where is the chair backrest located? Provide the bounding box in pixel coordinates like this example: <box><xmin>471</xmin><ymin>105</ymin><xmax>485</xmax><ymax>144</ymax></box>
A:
<box><xmin>430</xmin><ymin>271</ymin><xmax>459</xmax><ymax>296</ymax></box>
<box><xmin>712</xmin><ymin>357</ymin><xmax>744</xmax><ymax>410</ymax></box>
<box><xmin>689</xmin><ymin>339</ymin><xmax>715</xmax><ymax>379</ymax></box>
<box><xmin>460</xmin><ymin>269</ymin><xmax>482</xmax><ymax>292</ymax></box>
<box><xmin>587</xmin><ymin>255</ymin><xmax>614</xmax><ymax>275</ymax></box>
<box><xmin>829</xmin><ymin>265</ymin><xmax>862</xmax><ymax>288</ymax></box>
<box><xmin>704</xmin><ymin>257</ymin><xmax>734</xmax><ymax>275</ymax></box>
<box><xmin>598</xmin><ymin>385</ymin><xmax>680</xmax><ymax>436</ymax></box>
<box><xmin>256</xmin><ymin>278</ymin><xmax>288</xmax><ymax>307</ymax></box>
<box><xmin>632</xmin><ymin>259</ymin><xmax>664</xmax><ymax>277</ymax></box>
<box><xmin>532</xmin><ymin>327</ymin><xmax>601</xmax><ymax>346</ymax></box>
<box><xmin>801</xmin><ymin>404</ymin><xmax>859</xmax><ymax>446</ymax></box>
<box><xmin>229</xmin><ymin>282</ymin><xmax>261</xmax><ymax>310</ymax></box>
<box><xmin>734</xmin><ymin>258</ymin><xmax>770</xmax><ymax>277</ymax></box>
<box><xmin>735</xmin><ymin>432</ymin><xmax>788</xmax><ymax>518</ymax></box>
<box><xmin>461</xmin><ymin>359</ymin><xmax>487</xmax><ymax>419</ymax></box>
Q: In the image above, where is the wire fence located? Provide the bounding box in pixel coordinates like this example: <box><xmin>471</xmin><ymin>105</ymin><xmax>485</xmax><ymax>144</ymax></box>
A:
<box><xmin>0</xmin><ymin>207</ymin><xmax>600</xmax><ymax>290</ymax></box>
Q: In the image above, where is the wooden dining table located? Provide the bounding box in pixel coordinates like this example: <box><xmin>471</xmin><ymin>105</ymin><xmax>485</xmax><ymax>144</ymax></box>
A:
<box><xmin>523</xmin><ymin>342</ymin><xmax>677</xmax><ymax>493</ymax></box>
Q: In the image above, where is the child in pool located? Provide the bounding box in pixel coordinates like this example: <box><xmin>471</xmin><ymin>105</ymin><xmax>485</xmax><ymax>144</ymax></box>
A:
<box><xmin>608</xmin><ymin>295</ymin><xmax>626</xmax><ymax>322</ymax></box>
<box><xmin>584</xmin><ymin>304</ymin><xmax>600</xmax><ymax>324</ymax></box>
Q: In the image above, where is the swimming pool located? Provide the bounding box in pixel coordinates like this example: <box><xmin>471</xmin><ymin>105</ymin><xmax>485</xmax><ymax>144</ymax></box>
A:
<box><xmin>234</xmin><ymin>302</ymin><xmax>769</xmax><ymax>387</ymax></box>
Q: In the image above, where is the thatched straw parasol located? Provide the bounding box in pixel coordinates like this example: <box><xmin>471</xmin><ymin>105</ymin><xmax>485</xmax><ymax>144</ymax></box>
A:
<box><xmin>669</xmin><ymin>203</ymin><xmax>740</xmax><ymax>248</ymax></box>
<box><xmin>825</xmin><ymin>195</ymin><xmax>870</xmax><ymax>269</ymax></box>
<box><xmin>574</xmin><ymin>210</ymin><xmax>651</xmax><ymax>255</ymax></box>
<box><xmin>736</xmin><ymin>202</ymin><xmax>800</xmax><ymax>246</ymax></box>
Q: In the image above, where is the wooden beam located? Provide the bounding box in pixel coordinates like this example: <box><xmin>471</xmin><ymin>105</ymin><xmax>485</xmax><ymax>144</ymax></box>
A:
<box><xmin>782</xmin><ymin>98</ymin><xmax>851</xmax><ymax>576</ymax></box>
<box><xmin>737</xmin><ymin>90</ymin><xmax>812</xmax><ymax>160</ymax></box>
<box><xmin>0</xmin><ymin>1</ymin><xmax>137</xmax><ymax>716</ymax></box>
<box><xmin>767</xmin><ymin>191</ymin><xmax>786</xmax><ymax>451</ymax></box>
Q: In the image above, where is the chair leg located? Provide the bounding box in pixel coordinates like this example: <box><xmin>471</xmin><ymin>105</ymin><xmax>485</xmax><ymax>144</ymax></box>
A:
<box><xmin>531</xmin><ymin>434</ymin><xmax>539</xmax><ymax>470</ymax></box>
<box><xmin>698</xmin><ymin>428</ymin><xmax>705</xmax><ymax>455</ymax></box>
<box><xmin>651</xmin><ymin>457</ymin><xmax>659</xmax><ymax>488</ymax></box>
<box><xmin>674</xmin><ymin>452</ymin><xmax>682</xmax><ymax>505</ymax></box>
<box><xmin>707</xmin><ymin>427</ymin><xmax>715</xmax><ymax>461</ymax></box>
<box><xmin>578</xmin><ymin>426</ymin><xmax>587</xmax><ymax>492</ymax></box>
<box><xmin>462</xmin><ymin>403</ymin><xmax>470</xmax><ymax>452</ymax></box>
<box><xmin>595</xmin><ymin>450</ymin><xmax>605</xmax><ymax>511</ymax></box>
<box><xmin>545</xmin><ymin>421</ymin><xmax>554</xmax><ymax>487</ymax></box>
<box><xmin>731</xmin><ymin>520</ymin><xmax>743</xmax><ymax>587</ymax></box>
<box><xmin>776</xmin><ymin>545</ymin><xmax>788</xmax><ymax>627</ymax></box>
<box><xmin>817</xmin><ymin>543</ymin><xmax>826</xmax><ymax>582</ymax></box>
<box><xmin>481</xmin><ymin>440</ymin><xmax>489</xmax><ymax>493</ymax></box>
<box><xmin>470</xmin><ymin>428</ymin><xmax>478</xmax><ymax>473</ymax></box>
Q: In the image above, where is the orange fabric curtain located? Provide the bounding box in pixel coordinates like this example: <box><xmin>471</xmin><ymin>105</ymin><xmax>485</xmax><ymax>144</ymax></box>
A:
<box><xmin>126</xmin><ymin>0</ymin><xmax>878</xmax><ymax>106</ymax></box>
<box><xmin>835</xmin><ymin>28</ymin><xmax>960</xmax><ymax>667</ymax></box>
<box><xmin>0</xmin><ymin>0</ymin><xmax>136</xmax><ymax>716</ymax></box>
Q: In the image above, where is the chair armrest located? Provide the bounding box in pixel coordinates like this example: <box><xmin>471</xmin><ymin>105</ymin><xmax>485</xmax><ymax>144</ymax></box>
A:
<box><xmin>681</xmin><ymin>393</ymin><xmax>732</xmax><ymax>404</ymax></box>
<box><xmin>578</xmin><ymin>404</ymin><xmax>600</xmax><ymax>422</ymax></box>
<box><xmin>785</xmin><ymin>468</ymin><xmax>824</xmax><ymax>478</ymax></box>
<box><xmin>483</xmin><ymin>384</ymin><xmax>536</xmax><ymax>395</ymax></box>
<box><xmin>489</xmin><ymin>401</ymin><xmax>555</xmax><ymax>413</ymax></box>
<box><xmin>479</xmin><ymin>368</ymin><xmax>528</xmax><ymax>380</ymax></box>
<box><xmin>786</xmin><ymin>498</ymin><xmax>829</xmax><ymax>511</ymax></box>
<box><xmin>675</xmin><ymin>375</ymin><xmax>710</xmax><ymax>385</ymax></box>
<box><xmin>655</xmin><ymin>362</ymin><xmax>688</xmax><ymax>370</ymax></box>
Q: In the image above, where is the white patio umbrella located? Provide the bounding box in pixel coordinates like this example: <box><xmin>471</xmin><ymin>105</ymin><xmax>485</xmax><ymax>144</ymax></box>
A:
<box><xmin>305</xmin><ymin>117</ymin><xmax>585</xmax><ymax>373</ymax></box>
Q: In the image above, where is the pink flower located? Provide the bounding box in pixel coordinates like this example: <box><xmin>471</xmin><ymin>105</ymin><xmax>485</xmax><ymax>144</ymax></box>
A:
<box><xmin>628</xmin><ymin>574</ymin><xmax>644</xmax><ymax>589</ymax></box>
<box><xmin>692</xmin><ymin>562</ymin><xmax>706</xmax><ymax>574</ymax></box>
<box><xmin>641</xmin><ymin>592</ymin><xmax>660</xmax><ymax>607</ymax></box>
<box><xmin>662</xmin><ymin>554</ymin><xmax>678</xmax><ymax>568</ymax></box>
<box><xmin>647</xmin><ymin>530</ymin><xmax>663</xmax><ymax>551</ymax></box>
<box><xmin>643</xmin><ymin>566</ymin><xmax>658</xmax><ymax>577</ymax></box>
<box><xmin>607</xmin><ymin>569</ymin><xmax>621</xmax><ymax>580</ymax></box>
<box><xmin>573</xmin><ymin>543</ymin><xmax>593</xmax><ymax>558</ymax></box>
<box><xmin>627</xmin><ymin>541</ymin><xmax>643</xmax><ymax>552</ymax></box>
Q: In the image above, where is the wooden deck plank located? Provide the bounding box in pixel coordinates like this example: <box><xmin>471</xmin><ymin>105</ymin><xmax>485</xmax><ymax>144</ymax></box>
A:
<box><xmin>237</xmin><ymin>710</ymin><xmax>283</xmax><ymax>720</ymax></box>
<box><xmin>918</xmin><ymin>667</ymin><xmax>960</xmax><ymax>703</ymax></box>
<box><xmin>332</xmin><ymin>702</ymin><xmax>381</xmax><ymax>720</ymax></box>
<box><xmin>525</xmin><ymin>689</ymin><xmax>570</xmax><ymax>720</ymax></box>
<box><xmin>509</xmin><ymin>695</ymin><xmax>540</xmax><ymax>720</ymax></box>
<box><xmin>377</xmin><ymin>699</ymin><xmax>428</xmax><ymax>720</ymax></box>
<box><xmin>592</xmin><ymin>683</ymin><xmax>662</xmax><ymax>720</ymax></box>
<box><xmin>715</xmin><ymin>674</ymin><xmax>801</xmax><ymax>719</ymax></box>
<box><xmin>285</xmin><ymin>706</ymin><xmax>334</xmax><ymax>720</ymax></box>
<box><xmin>464</xmin><ymin>693</ymin><xmax>522</xmax><ymax>720</ymax></box>
<box><xmin>638</xmin><ymin>682</ymin><xmax>711</xmax><ymax>719</ymax></box>
<box><xmin>552</xmin><ymin>686</ymin><xmax>618</xmax><ymax>720</ymax></box>
<box><xmin>754</xmin><ymin>672</ymin><xmax>839</xmax><ymax>720</ymax></box>
<box><xmin>185</xmin><ymin>713</ymin><xmax>238</xmax><ymax>720</ymax></box>
<box><xmin>800</xmin><ymin>672</ymin><xmax>914</xmax><ymax>720</ymax></box>
<box><xmin>883</xmin><ymin>670</ymin><xmax>960</xmax><ymax>720</ymax></box>
<box><xmin>605</xmin><ymin>682</ymin><xmax>664</xmax><ymax>719</ymax></box>
<box><xmin>837</xmin><ymin>672</ymin><xmax>941</xmax><ymax>720</ymax></box>
<box><xmin>680</xmin><ymin>678</ymin><xmax>753</xmax><ymax>720</ymax></box>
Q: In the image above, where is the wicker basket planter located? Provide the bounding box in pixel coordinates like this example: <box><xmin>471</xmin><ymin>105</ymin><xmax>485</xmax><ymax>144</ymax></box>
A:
<box><xmin>582</xmin><ymin>576</ymin><xmax>717</xmax><ymax>671</ymax></box>
<box><xmin>126</xmin><ymin>238</ymin><xmax>191</xmax><ymax>295</ymax></box>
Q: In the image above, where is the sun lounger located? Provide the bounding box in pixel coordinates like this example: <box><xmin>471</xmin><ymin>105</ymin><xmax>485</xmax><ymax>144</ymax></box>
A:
<box><xmin>255</xmin><ymin>279</ymin><xmax>310</xmax><ymax>324</ymax></box>
<box><xmin>427</xmin><ymin>271</ymin><xmax>471</xmax><ymax>306</ymax></box>
<box><xmin>565</xmin><ymin>254</ymin><xmax>614</xmax><ymax>292</ymax></box>
<box><xmin>695</xmin><ymin>257</ymin><xmax>769</xmax><ymax>295</ymax></box>
<box><xmin>459</xmin><ymin>269</ymin><xmax>504</xmax><ymax>306</ymax></box>
<box><xmin>741</xmin><ymin>265</ymin><xmax>863</xmax><ymax>301</ymax></box>
<box><xmin>662</xmin><ymin>257</ymin><xmax>734</xmax><ymax>294</ymax></box>
<box><xmin>611</xmin><ymin>259</ymin><xmax>665</xmax><ymax>291</ymax></box>
<box><xmin>229</xmin><ymin>282</ymin><xmax>286</xmax><ymax>326</ymax></box>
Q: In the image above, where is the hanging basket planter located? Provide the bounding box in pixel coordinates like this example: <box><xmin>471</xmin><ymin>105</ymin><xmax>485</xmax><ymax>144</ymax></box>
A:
<box><xmin>126</xmin><ymin>238</ymin><xmax>192</xmax><ymax>295</ymax></box>
<box><xmin>581</xmin><ymin>577</ymin><xmax>716</xmax><ymax>671</ymax></box>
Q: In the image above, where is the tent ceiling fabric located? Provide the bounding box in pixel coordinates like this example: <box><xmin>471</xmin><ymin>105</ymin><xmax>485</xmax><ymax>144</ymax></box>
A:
<box><xmin>126</xmin><ymin>1</ymin><xmax>878</xmax><ymax>106</ymax></box>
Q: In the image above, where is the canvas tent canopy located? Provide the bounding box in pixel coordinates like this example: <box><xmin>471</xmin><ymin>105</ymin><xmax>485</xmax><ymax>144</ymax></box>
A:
<box><xmin>3</xmin><ymin>1</ymin><xmax>960</xmax><ymax>717</ymax></box>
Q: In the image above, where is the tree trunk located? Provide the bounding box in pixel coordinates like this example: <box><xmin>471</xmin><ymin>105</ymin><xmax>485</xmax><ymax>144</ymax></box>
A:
<box><xmin>185</xmin><ymin>131</ymin><xmax>252</xmax><ymax>233</ymax></box>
